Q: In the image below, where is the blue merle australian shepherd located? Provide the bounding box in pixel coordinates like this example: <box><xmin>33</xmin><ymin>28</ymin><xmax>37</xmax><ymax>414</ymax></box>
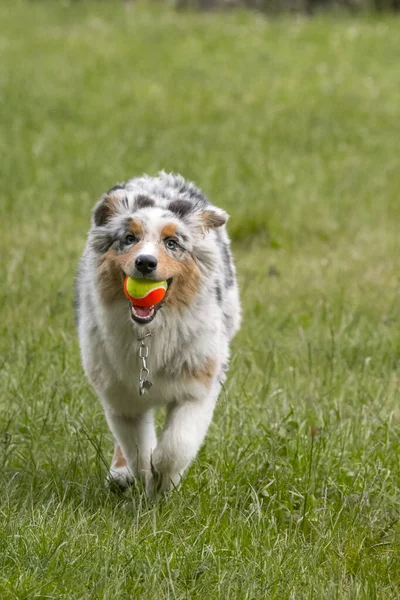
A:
<box><xmin>76</xmin><ymin>172</ymin><xmax>241</xmax><ymax>499</ymax></box>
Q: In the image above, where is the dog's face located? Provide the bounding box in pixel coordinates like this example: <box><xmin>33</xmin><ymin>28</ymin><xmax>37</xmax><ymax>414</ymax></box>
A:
<box><xmin>89</xmin><ymin>178</ymin><xmax>227</xmax><ymax>325</ymax></box>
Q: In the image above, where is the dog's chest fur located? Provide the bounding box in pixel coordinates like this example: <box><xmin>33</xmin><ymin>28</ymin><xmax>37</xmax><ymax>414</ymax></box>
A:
<box><xmin>79</xmin><ymin>281</ymin><xmax>228</xmax><ymax>412</ymax></box>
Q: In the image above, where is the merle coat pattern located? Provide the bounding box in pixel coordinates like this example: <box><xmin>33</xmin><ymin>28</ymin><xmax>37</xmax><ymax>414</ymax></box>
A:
<box><xmin>77</xmin><ymin>173</ymin><xmax>241</xmax><ymax>498</ymax></box>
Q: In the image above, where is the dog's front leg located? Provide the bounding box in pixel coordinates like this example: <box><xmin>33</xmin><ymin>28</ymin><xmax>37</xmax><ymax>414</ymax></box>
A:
<box><xmin>105</xmin><ymin>410</ymin><xmax>157</xmax><ymax>489</ymax></box>
<box><xmin>146</xmin><ymin>392</ymin><xmax>217</xmax><ymax>500</ymax></box>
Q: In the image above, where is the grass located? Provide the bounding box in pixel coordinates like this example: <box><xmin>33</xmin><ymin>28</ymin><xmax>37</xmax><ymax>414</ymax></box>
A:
<box><xmin>1</xmin><ymin>1</ymin><xmax>400</xmax><ymax>598</ymax></box>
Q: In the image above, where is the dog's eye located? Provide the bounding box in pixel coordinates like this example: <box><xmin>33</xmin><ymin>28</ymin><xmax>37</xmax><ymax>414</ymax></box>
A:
<box><xmin>165</xmin><ymin>238</ymin><xmax>178</xmax><ymax>251</ymax></box>
<box><xmin>125</xmin><ymin>234</ymin><xmax>137</xmax><ymax>245</ymax></box>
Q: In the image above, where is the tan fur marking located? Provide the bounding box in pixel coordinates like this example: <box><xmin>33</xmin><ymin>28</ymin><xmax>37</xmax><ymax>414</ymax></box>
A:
<box><xmin>157</xmin><ymin>247</ymin><xmax>201</xmax><ymax>310</ymax></box>
<box><xmin>161</xmin><ymin>223</ymin><xmax>178</xmax><ymax>238</ymax></box>
<box><xmin>94</xmin><ymin>194</ymin><xmax>120</xmax><ymax>226</ymax></box>
<box><xmin>111</xmin><ymin>444</ymin><xmax>127</xmax><ymax>469</ymax></box>
<box><xmin>97</xmin><ymin>249</ymin><xmax>126</xmax><ymax>303</ymax></box>
<box><xmin>97</xmin><ymin>243</ymin><xmax>144</xmax><ymax>303</ymax></box>
<box><xmin>182</xmin><ymin>357</ymin><xmax>216</xmax><ymax>388</ymax></box>
<box><xmin>129</xmin><ymin>219</ymin><xmax>144</xmax><ymax>237</ymax></box>
<box><xmin>201</xmin><ymin>209</ymin><xmax>226</xmax><ymax>230</ymax></box>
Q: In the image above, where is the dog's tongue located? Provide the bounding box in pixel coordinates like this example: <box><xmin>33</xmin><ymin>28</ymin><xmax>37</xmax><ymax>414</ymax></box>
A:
<box><xmin>134</xmin><ymin>305</ymin><xmax>153</xmax><ymax>318</ymax></box>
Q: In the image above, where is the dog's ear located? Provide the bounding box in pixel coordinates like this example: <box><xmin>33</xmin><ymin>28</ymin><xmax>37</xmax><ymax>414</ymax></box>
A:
<box><xmin>201</xmin><ymin>207</ymin><xmax>228</xmax><ymax>230</ymax></box>
<box><xmin>92</xmin><ymin>194</ymin><xmax>120</xmax><ymax>227</ymax></box>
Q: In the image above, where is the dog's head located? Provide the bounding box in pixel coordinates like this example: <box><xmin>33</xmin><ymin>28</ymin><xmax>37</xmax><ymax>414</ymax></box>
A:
<box><xmin>88</xmin><ymin>173</ymin><xmax>228</xmax><ymax>325</ymax></box>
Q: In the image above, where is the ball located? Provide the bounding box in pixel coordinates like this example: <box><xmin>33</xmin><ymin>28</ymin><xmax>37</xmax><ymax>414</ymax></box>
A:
<box><xmin>123</xmin><ymin>276</ymin><xmax>167</xmax><ymax>307</ymax></box>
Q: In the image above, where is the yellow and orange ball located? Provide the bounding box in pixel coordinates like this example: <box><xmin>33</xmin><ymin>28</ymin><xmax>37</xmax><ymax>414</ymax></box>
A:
<box><xmin>123</xmin><ymin>276</ymin><xmax>167</xmax><ymax>307</ymax></box>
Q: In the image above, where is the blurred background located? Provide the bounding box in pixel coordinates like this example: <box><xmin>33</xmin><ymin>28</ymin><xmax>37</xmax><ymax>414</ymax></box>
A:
<box><xmin>54</xmin><ymin>0</ymin><xmax>400</xmax><ymax>13</ymax></box>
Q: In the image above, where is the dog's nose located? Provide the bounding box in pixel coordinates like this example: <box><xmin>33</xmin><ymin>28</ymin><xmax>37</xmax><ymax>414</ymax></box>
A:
<box><xmin>135</xmin><ymin>254</ymin><xmax>158</xmax><ymax>274</ymax></box>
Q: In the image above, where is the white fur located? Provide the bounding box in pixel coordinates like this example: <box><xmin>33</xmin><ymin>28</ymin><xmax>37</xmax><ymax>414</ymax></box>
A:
<box><xmin>77</xmin><ymin>173</ymin><xmax>241</xmax><ymax>499</ymax></box>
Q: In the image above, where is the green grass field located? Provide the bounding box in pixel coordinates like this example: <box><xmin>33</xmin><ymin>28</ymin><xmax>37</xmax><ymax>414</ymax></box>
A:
<box><xmin>1</xmin><ymin>2</ymin><xmax>400</xmax><ymax>598</ymax></box>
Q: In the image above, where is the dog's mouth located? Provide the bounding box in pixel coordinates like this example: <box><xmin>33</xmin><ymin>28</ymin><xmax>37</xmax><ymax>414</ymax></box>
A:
<box><xmin>129</xmin><ymin>278</ymin><xmax>172</xmax><ymax>325</ymax></box>
<box><xmin>131</xmin><ymin>304</ymin><xmax>156</xmax><ymax>323</ymax></box>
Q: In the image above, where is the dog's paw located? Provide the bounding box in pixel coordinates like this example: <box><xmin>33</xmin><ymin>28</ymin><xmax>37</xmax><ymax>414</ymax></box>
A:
<box><xmin>145</xmin><ymin>461</ymin><xmax>181</xmax><ymax>502</ymax></box>
<box><xmin>106</xmin><ymin>465</ymin><xmax>134</xmax><ymax>492</ymax></box>
<box><xmin>145</xmin><ymin>465</ymin><xmax>165</xmax><ymax>502</ymax></box>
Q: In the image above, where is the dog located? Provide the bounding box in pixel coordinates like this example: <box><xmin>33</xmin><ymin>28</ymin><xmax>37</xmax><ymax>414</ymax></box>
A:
<box><xmin>76</xmin><ymin>172</ymin><xmax>241</xmax><ymax>499</ymax></box>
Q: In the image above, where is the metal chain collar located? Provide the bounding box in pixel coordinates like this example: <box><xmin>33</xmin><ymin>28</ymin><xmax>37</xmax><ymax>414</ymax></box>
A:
<box><xmin>138</xmin><ymin>333</ymin><xmax>153</xmax><ymax>396</ymax></box>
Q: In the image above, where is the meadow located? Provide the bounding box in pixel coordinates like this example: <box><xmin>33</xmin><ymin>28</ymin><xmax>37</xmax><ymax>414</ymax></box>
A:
<box><xmin>1</xmin><ymin>2</ymin><xmax>400</xmax><ymax>598</ymax></box>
